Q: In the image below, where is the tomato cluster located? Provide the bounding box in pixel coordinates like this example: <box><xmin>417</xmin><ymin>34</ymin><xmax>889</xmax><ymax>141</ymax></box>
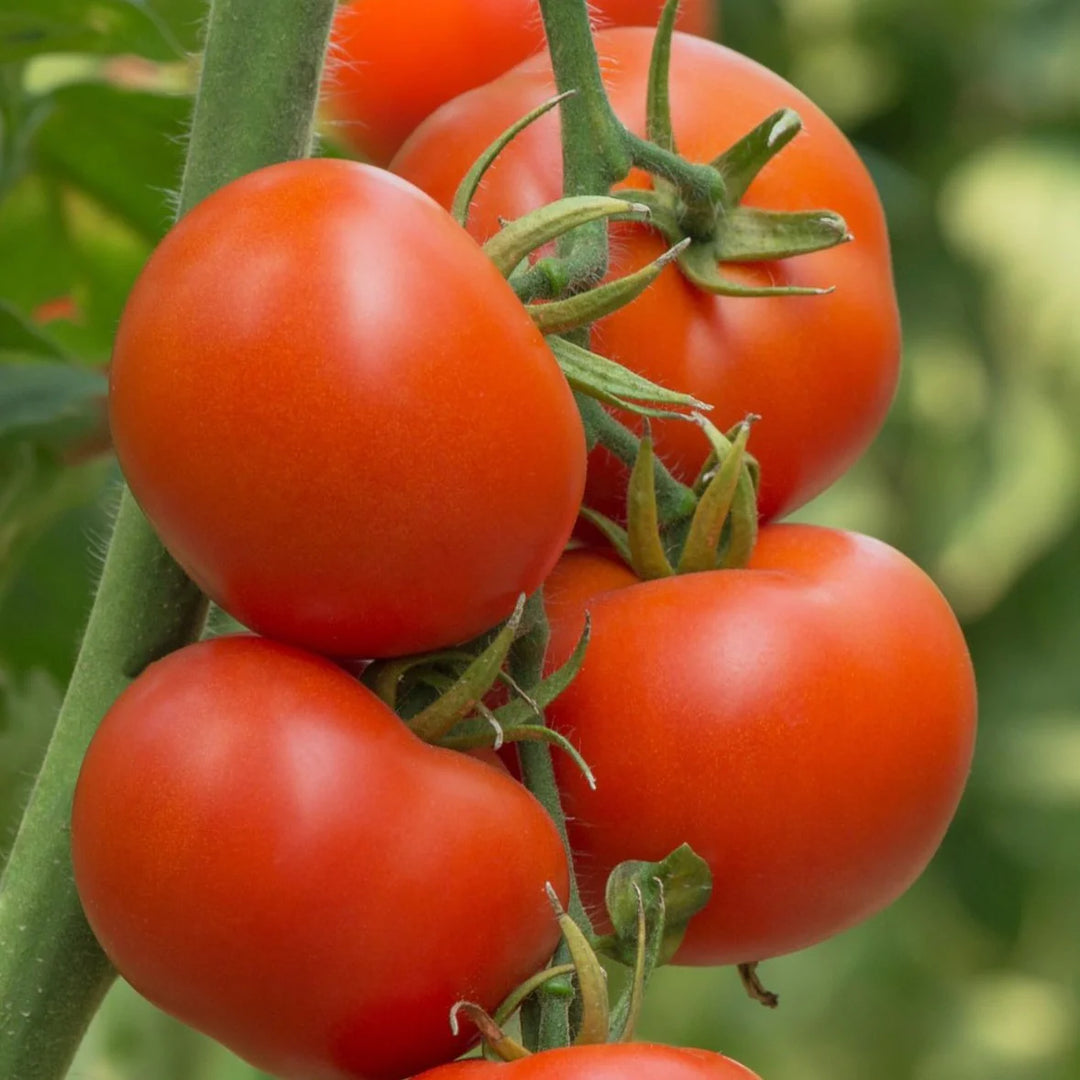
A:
<box><xmin>72</xmin><ymin>8</ymin><xmax>977</xmax><ymax>1080</ymax></box>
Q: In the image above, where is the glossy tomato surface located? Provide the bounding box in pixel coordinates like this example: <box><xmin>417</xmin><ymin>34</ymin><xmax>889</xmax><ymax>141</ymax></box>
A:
<box><xmin>109</xmin><ymin>159</ymin><xmax>585</xmax><ymax>658</ymax></box>
<box><xmin>392</xmin><ymin>29</ymin><xmax>901</xmax><ymax>522</ymax></box>
<box><xmin>324</xmin><ymin>0</ymin><xmax>715</xmax><ymax>165</ymax></box>
<box><xmin>541</xmin><ymin>526</ymin><xmax>976</xmax><ymax>964</ymax></box>
<box><xmin>412</xmin><ymin>1044</ymin><xmax>763</xmax><ymax>1080</ymax></box>
<box><xmin>72</xmin><ymin>636</ymin><xmax>569</xmax><ymax>1080</ymax></box>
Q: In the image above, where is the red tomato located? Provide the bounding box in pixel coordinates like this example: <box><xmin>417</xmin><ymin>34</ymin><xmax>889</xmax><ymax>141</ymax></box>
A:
<box><xmin>109</xmin><ymin>159</ymin><xmax>585</xmax><ymax>658</ymax></box>
<box><xmin>71</xmin><ymin>636</ymin><xmax>569</xmax><ymax>1080</ymax></box>
<box><xmin>323</xmin><ymin>1</ymin><xmax>716</xmax><ymax>165</ymax></box>
<box><xmin>540</xmin><ymin>526</ymin><xmax>977</xmax><ymax>964</ymax></box>
<box><xmin>412</xmin><ymin>1043</ymin><xmax>763</xmax><ymax>1080</ymax></box>
<box><xmin>392</xmin><ymin>29</ymin><xmax>901</xmax><ymax>522</ymax></box>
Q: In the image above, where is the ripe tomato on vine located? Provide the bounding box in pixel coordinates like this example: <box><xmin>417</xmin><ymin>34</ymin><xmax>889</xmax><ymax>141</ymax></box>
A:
<box><xmin>72</xmin><ymin>636</ymin><xmax>570</xmax><ymax>1080</ymax></box>
<box><xmin>109</xmin><ymin>158</ymin><xmax>586</xmax><ymax>658</ymax></box>
<box><xmin>412</xmin><ymin>1044</ymin><xmax>765</xmax><ymax>1080</ymax></box>
<box><xmin>393</xmin><ymin>28</ymin><xmax>900</xmax><ymax>522</ymax></box>
<box><xmin>539</xmin><ymin>526</ymin><xmax>976</xmax><ymax>964</ymax></box>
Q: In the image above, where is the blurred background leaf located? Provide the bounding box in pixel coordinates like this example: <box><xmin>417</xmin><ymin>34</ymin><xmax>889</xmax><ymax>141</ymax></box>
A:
<box><xmin>1</xmin><ymin>0</ymin><xmax>1077</xmax><ymax>1078</ymax></box>
<box><xmin>0</xmin><ymin>0</ymin><xmax>206</xmax><ymax>62</ymax></box>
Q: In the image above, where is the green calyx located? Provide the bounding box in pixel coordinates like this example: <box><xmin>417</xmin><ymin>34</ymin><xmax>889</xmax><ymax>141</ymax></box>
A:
<box><xmin>613</xmin><ymin>11</ymin><xmax>853</xmax><ymax>298</ymax></box>
<box><xmin>583</xmin><ymin>414</ymin><xmax>760</xmax><ymax>580</ymax></box>
<box><xmin>362</xmin><ymin>599</ymin><xmax>596</xmax><ymax>790</ymax></box>
<box><xmin>458</xmin><ymin>848</ymin><xmax>712</xmax><ymax>1057</ymax></box>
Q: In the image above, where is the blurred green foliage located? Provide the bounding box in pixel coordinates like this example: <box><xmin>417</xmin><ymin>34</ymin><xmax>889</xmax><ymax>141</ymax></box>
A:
<box><xmin>1</xmin><ymin>0</ymin><xmax>1077</xmax><ymax>1078</ymax></box>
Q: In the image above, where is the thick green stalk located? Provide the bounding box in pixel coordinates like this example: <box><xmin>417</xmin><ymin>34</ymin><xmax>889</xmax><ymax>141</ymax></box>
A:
<box><xmin>0</xmin><ymin>3</ymin><xmax>335</xmax><ymax>1077</ymax></box>
<box><xmin>530</xmin><ymin>0</ymin><xmax>628</xmax><ymax>296</ymax></box>
<box><xmin>537</xmin><ymin>0</ymin><xmax>630</xmax><ymax>203</ymax></box>
<box><xmin>520</xmin><ymin>0</ymin><xmax>724</xmax><ymax>301</ymax></box>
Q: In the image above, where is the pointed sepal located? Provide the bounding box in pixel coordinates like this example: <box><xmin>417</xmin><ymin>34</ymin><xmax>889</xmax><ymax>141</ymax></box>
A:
<box><xmin>712</xmin><ymin>206</ymin><xmax>851</xmax><ymax>263</ymax></box>
<box><xmin>453</xmin><ymin>91</ymin><xmax>573</xmax><ymax>227</ymax></box>
<box><xmin>548</xmin><ymin>334</ymin><xmax>710</xmax><ymax>417</ymax></box>
<box><xmin>449</xmin><ymin>1001</ymin><xmax>531</xmax><ymax>1061</ymax></box>
<box><xmin>677</xmin><ymin>417</ymin><xmax>753</xmax><ymax>574</ymax></box>
<box><xmin>484</xmin><ymin>196</ymin><xmax>650</xmax><ymax>279</ymax></box>
<box><xmin>626</xmin><ymin>424</ymin><xmax>675</xmax><ymax>580</ymax></box>
<box><xmin>528</xmin><ymin>238</ymin><xmax>689</xmax><ymax>335</ymax></box>
<box><xmin>405</xmin><ymin>594</ymin><xmax>525</xmax><ymax>741</ymax></box>
<box><xmin>678</xmin><ymin>241</ymin><xmax>833</xmax><ymax>298</ymax></box>
<box><xmin>645</xmin><ymin>0</ymin><xmax>681</xmax><ymax>153</ymax></box>
<box><xmin>545</xmin><ymin>883</ymin><xmax>610</xmax><ymax>1045</ymax></box>
<box><xmin>710</xmin><ymin>107</ymin><xmax>802</xmax><ymax>205</ymax></box>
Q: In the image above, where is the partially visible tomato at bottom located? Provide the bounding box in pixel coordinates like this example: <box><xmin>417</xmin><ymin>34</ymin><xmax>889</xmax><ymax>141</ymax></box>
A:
<box><xmin>412</xmin><ymin>1043</ymin><xmax>764</xmax><ymax>1080</ymax></box>
<box><xmin>541</xmin><ymin>525</ymin><xmax>977</xmax><ymax>964</ymax></box>
<box><xmin>71</xmin><ymin>636</ymin><xmax>569</xmax><ymax>1080</ymax></box>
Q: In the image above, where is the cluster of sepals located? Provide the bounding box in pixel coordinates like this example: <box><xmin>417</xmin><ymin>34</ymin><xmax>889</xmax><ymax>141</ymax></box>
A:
<box><xmin>362</xmin><ymin>592</ymin><xmax>595</xmax><ymax>785</ymax></box>
<box><xmin>453</xmin><ymin>846</ymin><xmax>713</xmax><ymax>1059</ymax></box>
<box><xmin>371</xmin><ymin>0</ymin><xmax>854</xmax><ymax>1038</ymax></box>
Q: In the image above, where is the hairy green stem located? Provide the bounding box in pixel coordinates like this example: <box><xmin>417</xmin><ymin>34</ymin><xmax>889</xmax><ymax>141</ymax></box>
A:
<box><xmin>537</xmin><ymin>0</ymin><xmax>630</xmax><ymax>204</ymax></box>
<box><xmin>526</xmin><ymin>0</ymin><xmax>725</xmax><ymax>299</ymax></box>
<box><xmin>511</xmin><ymin>592</ymin><xmax>595</xmax><ymax>1051</ymax></box>
<box><xmin>575</xmin><ymin>393</ymin><xmax>697</xmax><ymax>525</ymax></box>
<box><xmin>0</xmin><ymin>3</ymin><xmax>335</xmax><ymax>1077</ymax></box>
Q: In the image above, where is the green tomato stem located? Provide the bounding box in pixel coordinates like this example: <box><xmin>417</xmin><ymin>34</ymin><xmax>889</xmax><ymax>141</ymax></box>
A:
<box><xmin>537</xmin><ymin>0</ymin><xmax>631</xmax><ymax>204</ymax></box>
<box><xmin>529</xmin><ymin>0</ymin><xmax>725</xmax><ymax>298</ymax></box>
<box><xmin>0</xmin><ymin>497</ymin><xmax>207</xmax><ymax>1080</ymax></box>
<box><xmin>574</xmin><ymin>393</ymin><xmax>698</xmax><ymax>526</ymax></box>
<box><xmin>0</xmin><ymin>2</ymin><xmax>335</xmax><ymax>1077</ymax></box>
<box><xmin>511</xmin><ymin>591</ymin><xmax>596</xmax><ymax>1051</ymax></box>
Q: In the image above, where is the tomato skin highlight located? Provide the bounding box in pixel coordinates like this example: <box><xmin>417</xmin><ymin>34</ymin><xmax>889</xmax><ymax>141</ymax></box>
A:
<box><xmin>71</xmin><ymin>636</ymin><xmax>570</xmax><ymax>1080</ymax></box>
<box><xmin>412</xmin><ymin>1043</ymin><xmax>764</xmax><ymax>1080</ymax></box>
<box><xmin>392</xmin><ymin>29</ymin><xmax>901</xmax><ymax>522</ymax></box>
<box><xmin>324</xmin><ymin>0</ymin><xmax>715</xmax><ymax>165</ymax></box>
<box><xmin>541</xmin><ymin>526</ymin><xmax>977</xmax><ymax>964</ymax></box>
<box><xmin>109</xmin><ymin>158</ymin><xmax>586</xmax><ymax>659</ymax></box>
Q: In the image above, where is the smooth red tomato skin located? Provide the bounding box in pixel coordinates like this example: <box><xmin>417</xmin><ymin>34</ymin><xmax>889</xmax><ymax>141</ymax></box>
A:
<box><xmin>392</xmin><ymin>29</ymin><xmax>900</xmax><ymax>522</ymax></box>
<box><xmin>324</xmin><ymin>1</ymin><xmax>715</xmax><ymax>165</ymax></box>
<box><xmin>71</xmin><ymin>636</ymin><xmax>569</xmax><ymax>1080</ymax></box>
<box><xmin>109</xmin><ymin>159</ymin><xmax>585</xmax><ymax>659</ymax></box>
<box><xmin>542</xmin><ymin>526</ymin><xmax>976</xmax><ymax>964</ymax></box>
<box><xmin>412</xmin><ymin>1043</ymin><xmax>763</xmax><ymax>1080</ymax></box>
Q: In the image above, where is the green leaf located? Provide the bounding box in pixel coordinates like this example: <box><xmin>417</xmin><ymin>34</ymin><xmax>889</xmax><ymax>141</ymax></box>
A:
<box><xmin>0</xmin><ymin>445</ymin><xmax>112</xmax><ymax>619</ymax></box>
<box><xmin>0</xmin><ymin>668</ymin><xmax>60</xmax><ymax>869</ymax></box>
<box><xmin>0</xmin><ymin>299</ymin><xmax>71</xmax><ymax>359</ymax></box>
<box><xmin>0</xmin><ymin>361</ymin><xmax>107</xmax><ymax>450</ymax></box>
<box><xmin>603</xmin><ymin>844</ymin><xmax>712</xmax><ymax>966</ymax></box>
<box><xmin>0</xmin><ymin>0</ymin><xmax>206</xmax><ymax>63</ymax></box>
<box><xmin>0</xmin><ymin>176</ymin><xmax>150</xmax><ymax>362</ymax></box>
<box><xmin>35</xmin><ymin>82</ymin><xmax>189</xmax><ymax>240</ymax></box>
